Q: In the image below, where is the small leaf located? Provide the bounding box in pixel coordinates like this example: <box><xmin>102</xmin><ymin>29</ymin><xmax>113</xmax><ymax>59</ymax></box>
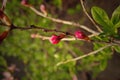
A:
<box><xmin>111</xmin><ymin>6</ymin><xmax>120</xmax><ymax>25</ymax></box>
<box><xmin>114</xmin><ymin>21</ymin><xmax>120</xmax><ymax>33</ymax></box>
<box><xmin>0</xmin><ymin>31</ymin><xmax>9</xmax><ymax>43</ymax></box>
<box><xmin>114</xmin><ymin>21</ymin><xmax>120</xmax><ymax>28</ymax></box>
<box><xmin>91</xmin><ymin>7</ymin><xmax>113</xmax><ymax>33</ymax></box>
<box><xmin>99</xmin><ymin>59</ymin><xmax>107</xmax><ymax>71</ymax></box>
<box><xmin>114</xmin><ymin>45</ymin><xmax>120</xmax><ymax>53</ymax></box>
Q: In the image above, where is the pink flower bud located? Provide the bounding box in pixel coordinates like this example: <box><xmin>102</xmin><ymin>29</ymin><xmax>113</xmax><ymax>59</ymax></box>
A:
<box><xmin>21</xmin><ymin>0</ymin><xmax>28</xmax><ymax>5</ymax></box>
<box><xmin>31</xmin><ymin>34</ymin><xmax>36</xmax><ymax>38</ymax></box>
<box><xmin>74</xmin><ymin>30</ymin><xmax>89</xmax><ymax>40</ymax></box>
<box><xmin>40</xmin><ymin>4</ymin><xmax>47</xmax><ymax>15</ymax></box>
<box><xmin>49</xmin><ymin>35</ymin><xmax>61</xmax><ymax>44</ymax></box>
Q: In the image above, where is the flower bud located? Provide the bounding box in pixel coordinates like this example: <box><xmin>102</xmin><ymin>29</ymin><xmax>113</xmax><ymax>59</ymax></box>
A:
<box><xmin>74</xmin><ymin>30</ymin><xmax>89</xmax><ymax>40</ymax></box>
<box><xmin>21</xmin><ymin>0</ymin><xmax>30</xmax><ymax>7</ymax></box>
<box><xmin>40</xmin><ymin>4</ymin><xmax>47</xmax><ymax>16</ymax></box>
<box><xmin>31</xmin><ymin>34</ymin><xmax>36</xmax><ymax>38</ymax></box>
<box><xmin>49</xmin><ymin>35</ymin><xmax>60</xmax><ymax>44</ymax></box>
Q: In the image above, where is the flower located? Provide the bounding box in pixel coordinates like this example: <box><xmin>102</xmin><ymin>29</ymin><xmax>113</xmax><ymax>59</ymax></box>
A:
<box><xmin>74</xmin><ymin>30</ymin><xmax>89</xmax><ymax>40</ymax></box>
<box><xmin>49</xmin><ymin>35</ymin><xmax>61</xmax><ymax>44</ymax></box>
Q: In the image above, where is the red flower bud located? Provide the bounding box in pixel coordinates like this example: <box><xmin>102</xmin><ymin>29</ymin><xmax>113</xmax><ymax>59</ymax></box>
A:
<box><xmin>21</xmin><ymin>0</ymin><xmax>30</xmax><ymax>7</ymax></box>
<box><xmin>49</xmin><ymin>34</ymin><xmax>66</xmax><ymax>44</ymax></box>
<box><xmin>49</xmin><ymin>35</ymin><xmax>61</xmax><ymax>44</ymax></box>
<box><xmin>74</xmin><ymin>30</ymin><xmax>89</xmax><ymax>40</ymax></box>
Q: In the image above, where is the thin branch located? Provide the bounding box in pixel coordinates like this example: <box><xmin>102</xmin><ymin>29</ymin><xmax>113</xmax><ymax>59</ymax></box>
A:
<box><xmin>1</xmin><ymin>0</ymin><xmax>7</xmax><ymax>11</ymax></box>
<box><xmin>29</xmin><ymin>6</ymin><xmax>98</xmax><ymax>34</ymax></box>
<box><xmin>11</xmin><ymin>24</ymin><xmax>74</xmax><ymax>36</ymax></box>
<box><xmin>80</xmin><ymin>0</ymin><xmax>102</xmax><ymax>32</ymax></box>
<box><xmin>11</xmin><ymin>24</ymin><xmax>118</xmax><ymax>44</ymax></box>
<box><xmin>30</xmin><ymin>33</ymin><xmax>94</xmax><ymax>41</ymax></box>
<box><xmin>10</xmin><ymin>24</ymin><xmax>120</xmax><ymax>45</ymax></box>
<box><xmin>113</xmin><ymin>39</ymin><xmax>120</xmax><ymax>45</ymax></box>
<box><xmin>56</xmin><ymin>43</ymin><xmax>114</xmax><ymax>66</ymax></box>
<box><xmin>30</xmin><ymin>33</ymin><xmax>120</xmax><ymax>46</ymax></box>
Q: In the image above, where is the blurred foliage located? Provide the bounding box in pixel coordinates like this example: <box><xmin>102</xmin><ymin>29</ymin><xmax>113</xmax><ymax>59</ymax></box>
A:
<box><xmin>67</xmin><ymin>4</ymin><xmax>81</xmax><ymax>15</ymax></box>
<box><xmin>0</xmin><ymin>0</ymin><xmax>120</xmax><ymax>80</ymax></box>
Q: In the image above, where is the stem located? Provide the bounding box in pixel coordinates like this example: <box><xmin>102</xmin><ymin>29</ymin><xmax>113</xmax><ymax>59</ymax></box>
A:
<box><xmin>11</xmin><ymin>24</ymin><xmax>74</xmax><ymax>36</ymax></box>
<box><xmin>56</xmin><ymin>44</ymin><xmax>114</xmax><ymax>66</ymax></box>
<box><xmin>80</xmin><ymin>0</ymin><xmax>102</xmax><ymax>32</ymax></box>
<box><xmin>29</xmin><ymin>6</ymin><xmax>98</xmax><ymax>34</ymax></box>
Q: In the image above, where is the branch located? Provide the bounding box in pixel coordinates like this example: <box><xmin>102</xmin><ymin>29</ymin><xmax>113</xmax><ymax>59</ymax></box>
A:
<box><xmin>10</xmin><ymin>24</ymin><xmax>119</xmax><ymax>45</ymax></box>
<box><xmin>56</xmin><ymin>43</ymin><xmax>114</xmax><ymax>66</ymax></box>
<box><xmin>11</xmin><ymin>24</ymin><xmax>74</xmax><ymax>36</ymax></box>
<box><xmin>30</xmin><ymin>33</ymin><xmax>94</xmax><ymax>41</ymax></box>
<box><xmin>80</xmin><ymin>0</ymin><xmax>102</xmax><ymax>32</ymax></box>
<box><xmin>29</xmin><ymin>6</ymin><xmax>98</xmax><ymax>34</ymax></box>
<box><xmin>31</xmin><ymin>33</ymin><xmax>119</xmax><ymax>46</ymax></box>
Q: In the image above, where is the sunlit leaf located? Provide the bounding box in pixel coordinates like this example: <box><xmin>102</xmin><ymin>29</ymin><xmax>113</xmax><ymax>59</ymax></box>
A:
<box><xmin>114</xmin><ymin>45</ymin><xmax>120</xmax><ymax>53</ymax></box>
<box><xmin>111</xmin><ymin>6</ymin><xmax>120</xmax><ymax>25</ymax></box>
<box><xmin>91</xmin><ymin>6</ymin><xmax>114</xmax><ymax>33</ymax></box>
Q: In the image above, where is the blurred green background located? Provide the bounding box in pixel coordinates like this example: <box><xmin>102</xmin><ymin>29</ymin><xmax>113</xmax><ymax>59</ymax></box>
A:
<box><xmin>0</xmin><ymin>0</ymin><xmax>120</xmax><ymax>80</ymax></box>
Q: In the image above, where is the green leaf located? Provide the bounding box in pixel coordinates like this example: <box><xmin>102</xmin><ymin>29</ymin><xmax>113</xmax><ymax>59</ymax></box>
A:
<box><xmin>114</xmin><ymin>21</ymin><xmax>120</xmax><ymax>28</ymax></box>
<box><xmin>99</xmin><ymin>59</ymin><xmax>107</xmax><ymax>71</ymax></box>
<box><xmin>114</xmin><ymin>45</ymin><xmax>120</xmax><ymax>53</ymax></box>
<box><xmin>111</xmin><ymin>6</ymin><xmax>120</xmax><ymax>25</ymax></box>
<box><xmin>91</xmin><ymin>6</ymin><xmax>113</xmax><ymax>33</ymax></box>
<box><xmin>114</xmin><ymin>21</ymin><xmax>120</xmax><ymax>33</ymax></box>
<box><xmin>0</xmin><ymin>56</ymin><xmax>7</xmax><ymax>67</ymax></box>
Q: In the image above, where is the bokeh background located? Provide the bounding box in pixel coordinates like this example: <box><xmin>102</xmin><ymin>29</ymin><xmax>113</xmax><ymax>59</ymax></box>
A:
<box><xmin>0</xmin><ymin>0</ymin><xmax>120</xmax><ymax>80</ymax></box>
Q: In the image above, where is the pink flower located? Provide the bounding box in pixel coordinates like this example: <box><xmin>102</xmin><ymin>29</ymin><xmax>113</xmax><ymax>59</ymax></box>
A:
<box><xmin>74</xmin><ymin>30</ymin><xmax>89</xmax><ymax>40</ymax></box>
<box><xmin>49</xmin><ymin>35</ymin><xmax>61</xmax><ymax>44</ymax></box>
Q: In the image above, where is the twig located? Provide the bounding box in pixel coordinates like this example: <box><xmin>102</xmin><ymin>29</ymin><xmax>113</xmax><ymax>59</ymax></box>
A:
<box><xmin>80</xmin><ymin>0</ymin><xmax>102</xmax><ymax>32</ymax></box>
<box><xmin>10</xmin><ymin>24</ymin><xmax>117</xmax><ymax>44</ymax></box>
<box><xmin>30</xmin><ymin>33</ymin><xmax>94</xmax><ymax>41</ymax></box>
<box><xmin>11</xmin><ymin>24</ymin><xmax>74</xmax><ymax>36</ymax></box>
<box><xmin>1</xmin><ymin>0</ymin><xmax>7</xmax><ymax>11</ymax></box>
<box><xmin>56</xmin><ymin>43</ymin><xmax>114</xmax><ymax>66</ymax></box>
<box><xmin>29</xmin><ymin>6</ymin><xmax>98</xmax><ymax>34</ymax></box>
<box><xmin>30</xmin><ymin>33</ymin><xmax>120</xmax><ymax>46</ymax></box>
